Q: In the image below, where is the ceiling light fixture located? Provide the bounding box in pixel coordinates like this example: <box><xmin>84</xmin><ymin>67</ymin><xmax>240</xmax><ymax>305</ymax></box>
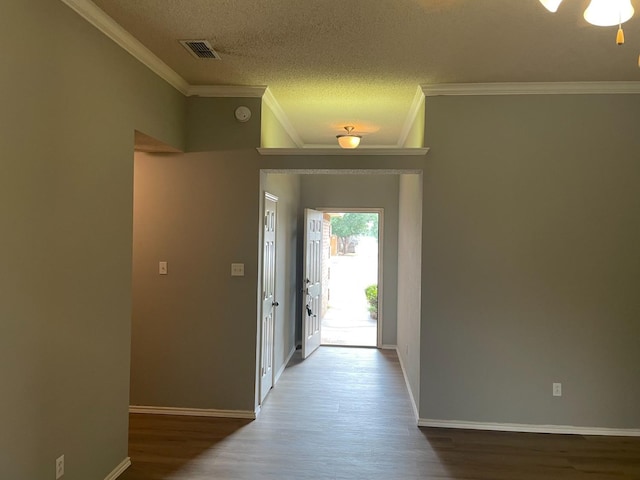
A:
<box><xmin>538</xmin><ymin>0</ymin><xmax>634</xmax><ymax>45</ymax></box>
<box><xmin>539</xmin><ymin>0</ymin><xmax>563</xmax><ymax>13</ymax></box>
<box><xmin>336</xmin><ymin>126</ymin><xmax>362</xmax><ymax>149</ymax></box>
<box><xmin>583</xmin><ymin>0</ymin><xmax>634</xmax><ymax>27</ymax></box>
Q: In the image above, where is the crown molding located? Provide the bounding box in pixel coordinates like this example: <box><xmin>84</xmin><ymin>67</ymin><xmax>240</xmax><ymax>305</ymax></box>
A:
<box><xmin>262</xmin><ymin>88</ymin><xmax>304</xmax><ymax>147</ymax></box>
<box><xmin>257</xmin><ymin>147</ymin><xmax>429</xmax><ymax>156</ymax></box>
<box><xmin>187</xmin><ymin>85</ymin><xmax>267</xmax><ymax>97</ymax></box>
<box><xmin>422</xmin><ymin>82</ymin><xmax>640</xmax><ymax>96</ymax></box>
<box><xmin>59</xmin><ymin>0</ymin><xmax>189</xmax><ymax>94</ymax></box>
<box><xmin>397</xmin><ymin>86</ymin><xmax>426</xmax><ymax>148</ymax></box>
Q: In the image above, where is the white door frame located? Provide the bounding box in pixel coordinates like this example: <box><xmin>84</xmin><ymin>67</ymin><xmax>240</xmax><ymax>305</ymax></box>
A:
<box><xmin>316</xmin><ymin>207</ymin><xmax>384</xmax><ymax>348</ymax></box>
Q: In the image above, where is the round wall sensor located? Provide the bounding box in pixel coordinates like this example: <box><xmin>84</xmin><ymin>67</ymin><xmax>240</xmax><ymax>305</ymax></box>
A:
<box><xmin>234</xmin><ymin>106</ymin><xmax>252</xmax><ymax>122</ymax></box>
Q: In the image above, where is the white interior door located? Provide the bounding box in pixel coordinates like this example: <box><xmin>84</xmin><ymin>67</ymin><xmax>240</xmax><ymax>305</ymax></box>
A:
<box><xmin>302</xmin><ymin>208</ymin><xmax>323</xmax><ymax>359</ymax></box>
<box><xmin>260</xmin><ymin>193</ymin><xmax>278</xmax><ymax>403</ymax></box>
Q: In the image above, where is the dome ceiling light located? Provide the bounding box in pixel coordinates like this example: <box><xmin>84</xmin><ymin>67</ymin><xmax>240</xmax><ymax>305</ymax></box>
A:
<box><xmin>336</xmin><ymin>126</ymin><xmax>362</xmax><ymax>149</ymax></box>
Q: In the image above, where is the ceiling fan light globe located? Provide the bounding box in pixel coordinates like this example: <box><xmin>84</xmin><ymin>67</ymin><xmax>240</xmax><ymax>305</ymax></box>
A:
<box><xmin>584</xmin><ymin>0</ymin><xmax>634</xmax><ymax>26</ymax></box>
<box><xmin>539</xmin><ymin>0</ymin><xmax>564</xmax><ymax>13</ymax></box>
<box><xmin>337</xmin><ymin>135</ymin><xmax>362</xmax><ymax>149</ymax></box>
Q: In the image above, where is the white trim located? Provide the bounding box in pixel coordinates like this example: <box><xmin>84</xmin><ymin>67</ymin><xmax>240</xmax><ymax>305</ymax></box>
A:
<box><xmin>262</xmin><ymin>88</ymin><xmax>304</xmax><ymax>147</ymax></box>
<box><xmin>264</xmin><ymin>191</ymin><xmax>279</xmax><ymax>202</ymax></box>
<box><xmin>376</xmin><ymin>210</ymin><xmax>384</xmax><ymax>349</ymax></box>
<box><xmin>380</xmin><ymin>344</ymin><xmax>397</xmax><ymax>350</ymax></box>
<box><xmin>302</xmin><ymin>143</ymin><xmax>420</xmax><ymax>149</ymax></box>
<box><xmin>59</xmin><ymin>0</ymin><xmax>189</xmax><ymax>94</ymax></box>
<box><xmin>397</xmin><ymin>86</ymin><xmax>426</xmax><ymax>147</ymax></box>
<box><xmin>104</xmin><ymin>457</ymin><xmax>131</xmax><ymax>480</ymax></box>
<box><xmin>417</xmin><ymin>419</ymin><xmax>640</xmax><ymax>437</ymax></box>
<box><xmin>256</xmin><ymin>147</ymin><xmax>430</xmax><ymax>156</ymax></box>
<box><xmin>275</xmin><ymin>346</ymin><xmax>296</xmax><ymax>384</ymax></box>
<box><xmin>422</xmin><ymin>82</ymin><xmax>640</xmax><ymax>97</ymax></box>
<box><xmin>396</xmin><ymin>347</ymin><xmax>419</xmax><ymax>423</ymax></box>
<box><xmin>129</xmin><ymin>405</ymin><xmax>258</xmax><ymax>419</ymax></box>
<box><xmin>187</xmin><ymin>85</ymin><xmax>267</xmax><ymax>98</ymax></box>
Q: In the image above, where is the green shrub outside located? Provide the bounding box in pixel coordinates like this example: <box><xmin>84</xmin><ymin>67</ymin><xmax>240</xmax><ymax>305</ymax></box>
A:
<box><xmin>365</xmin><ymin>284</ymin><xmax>378</xmax><ymax>316</ymax></box>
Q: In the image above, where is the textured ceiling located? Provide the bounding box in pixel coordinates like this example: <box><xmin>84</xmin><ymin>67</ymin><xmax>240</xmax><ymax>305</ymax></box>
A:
<box><xmin>93</xmin><ymin>0</ymin><xmax>640</xmax><ymax>146</ymax></box>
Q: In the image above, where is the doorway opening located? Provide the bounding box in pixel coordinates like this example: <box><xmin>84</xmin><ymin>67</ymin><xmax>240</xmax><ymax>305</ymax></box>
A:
<box><xmin>320</xmin><ymin>210</ymin><xmax>381</xmax><ymax>347</ymax></box>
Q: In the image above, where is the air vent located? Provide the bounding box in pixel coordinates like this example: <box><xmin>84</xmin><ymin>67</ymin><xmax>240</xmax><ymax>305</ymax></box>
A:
<box><xmin>179</xmin><ymin>40</ymin><xmax>221</xmax><ymax>60</ymax></box>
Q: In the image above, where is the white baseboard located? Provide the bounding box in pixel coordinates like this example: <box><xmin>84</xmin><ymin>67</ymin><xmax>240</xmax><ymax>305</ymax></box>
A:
<box><xmin>275</xmin><ymin>346</ymin><xmax>296</xmax><ymax>384</ymax></box>
<box><xmin>129</xmin><ymin>405</ymin><xmax>258</xmax><ymax>420</ymax></box>
<box><xmin>395</xmin><ymin>347</ymin><xmax>419</xmax><ymax>423</ymax></box>
<box><xmin>418</xmin><ymin>418</ymin><xmax>640</xmax><ymax>437</ymax></box>
<box><xmin>104</xmin><ymin>457</ymin><xmax>131</xmax><ymax>480</ymax></box>
<box><xmin>380</xmin><ymin>344</ymin><xmax>397</xmax><ymax>350</ymax></box>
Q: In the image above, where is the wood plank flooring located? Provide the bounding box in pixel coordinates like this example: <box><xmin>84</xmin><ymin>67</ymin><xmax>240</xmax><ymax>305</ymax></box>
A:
<box><xmin>120</xmin><ymin>347</ymin><xmax>640</xmax><ymax>479</ymax></box>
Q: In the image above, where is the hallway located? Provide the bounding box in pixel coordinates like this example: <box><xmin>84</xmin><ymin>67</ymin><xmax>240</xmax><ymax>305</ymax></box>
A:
<box><xmin>121</xmin><ymin>347</ymin><xmax>413</xmax><ymax>479</ymax></box>
<box><xmin>120</xmin><ymin>348</ymin><xmax>640</xmax><ymax>480</ymax></box>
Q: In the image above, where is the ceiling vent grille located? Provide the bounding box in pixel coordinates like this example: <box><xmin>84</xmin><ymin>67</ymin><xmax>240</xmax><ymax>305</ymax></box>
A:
<box><xmin>179</xmin><ymin>40</ymin><xmax>221</xmax><ymax>60</ymax></box>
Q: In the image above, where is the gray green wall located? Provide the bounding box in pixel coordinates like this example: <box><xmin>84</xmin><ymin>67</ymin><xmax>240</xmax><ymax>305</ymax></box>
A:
<box><xmin>397</xmin><ymin>174</ymin><xmax>423</xmax><ymax>415</ymax></box>
<box><xmin>7</xmin><ymin>10</ymin><xmax>636</xmax><ymax>480</ymax></box>
<box><xmin>132</xmin><ymin>151</ymin><xmax>262</xmax><ymax>411</ymax></box>
<box><xmin>420</xmin><ymin>94</ymin><xmax>640</xmax><ymax>428</ymax></box>
<box><xmin>186</xmin><ymin>97</ymin><xmax>262</xmax><ymax>152</ymax></box>
<box><xmin>1</xmin><ymin>1</ymin><xmax>185</xmax><ymax>479</ymax></box>
<box><xmin>132</xmin><ymin>163</ymin><xmax>302</xmax><ymax>414</ymax></box>
<box><xmin>299</xmin><ymin>174</ymin><xmax>400</xmax><ymax>347</ymax></box>
<box><xmin>131</xmin><ymin>99</ymin><xmax>304</xmax><ymax>413</ymax></box>
<box><xmin>130</xmin><ymin>153</ymin><xmax>423</xmax><ymax>415</ymax></box>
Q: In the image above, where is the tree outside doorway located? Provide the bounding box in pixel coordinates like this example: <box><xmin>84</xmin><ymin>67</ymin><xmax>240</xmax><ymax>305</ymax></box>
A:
<box><xmin>321</xmin><ymin>212</ymin><xmax>379</xmax><ymax>347</ymax></box>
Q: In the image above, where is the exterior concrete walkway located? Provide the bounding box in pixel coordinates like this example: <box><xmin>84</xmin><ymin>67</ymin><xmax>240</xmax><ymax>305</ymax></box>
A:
<box><xmin>321</xmin><ymin>237</ymin><xmax>378</xmax><ymax>346</ymax></box>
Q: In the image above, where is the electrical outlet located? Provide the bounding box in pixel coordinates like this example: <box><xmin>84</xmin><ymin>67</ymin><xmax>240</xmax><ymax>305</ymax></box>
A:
<box><xmin>55</xmin><ymin>455</ymin><xmax>64</xmax><ymax>479</ymax></box>
<box><xmin>231</xmin><ymin>263</ymin><xmax>245</xmax><ymax>276</ymax></box>
<box><xmin>553</xmin><ymin>382</ymin><xmax>562</xmax><ymax>397</ymax></box>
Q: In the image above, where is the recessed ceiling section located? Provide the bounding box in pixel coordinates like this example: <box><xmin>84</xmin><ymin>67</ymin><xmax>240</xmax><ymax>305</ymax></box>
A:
<box><xmin>269</xmin><ymin>82</ymin><xmax>418</xmax><ymax>147</ymax></box>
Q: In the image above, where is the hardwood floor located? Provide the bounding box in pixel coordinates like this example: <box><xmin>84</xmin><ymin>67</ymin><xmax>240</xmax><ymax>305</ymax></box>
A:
<box><xmin>120</xmin><ymin>347</ymin><xmax>640</xmax><ymax>479</ymax></box>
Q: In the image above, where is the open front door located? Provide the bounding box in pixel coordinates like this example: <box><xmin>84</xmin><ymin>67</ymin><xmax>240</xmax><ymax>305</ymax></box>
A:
<box><xmin>302</xmin><ymin>208</ymin><xmax>323</xmax><ymax>359</ymax></box>
<box><xmin>260</xmin><ymin>193</ymin><xmax>277</xmax><ymax>403</ymax></box>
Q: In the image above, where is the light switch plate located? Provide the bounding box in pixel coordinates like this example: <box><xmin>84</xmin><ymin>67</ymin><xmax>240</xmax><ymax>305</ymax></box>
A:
<box><xmin>55</xmin><ymin>455</ymin><xmax>64</xmax><ymax>479</ymax></box>
<box><xmin>159</xmin><ymin>261</ymin><xmax>168</xmax><ymax>275</ymax></box>
<box><xmin>231</xmin><ymin>263</ymin><xmax>245</xmax><ymax>276</ymax></box>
